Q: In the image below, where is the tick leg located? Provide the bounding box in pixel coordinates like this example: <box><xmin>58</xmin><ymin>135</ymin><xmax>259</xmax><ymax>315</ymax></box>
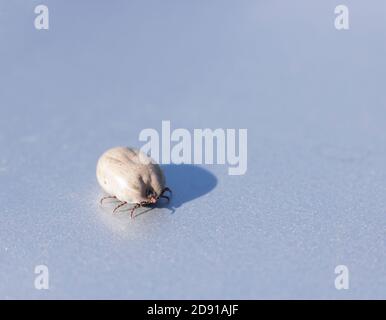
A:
<box><xmin>100</xmin><ymin>195</ymin><xmax>117</xmax><ymax>205</ymax></box>
<box><xmin>159</xmin><ymin>195</ymin><xmax>170</xmax><ymax>203</ymax></box>
<box><xmin>130</xmin><ymin>203</ymin><xmax>141</xmax><ymax>219</ymax></box>
<box><xmin>161</xmin><ymin>187</ymin><xmax>172</xmax><ymax>198</ymax></box>
<box><xmin>113</xmin><ymin>201</ymin><xmax>127</xmax><ymax>214</ymax></box>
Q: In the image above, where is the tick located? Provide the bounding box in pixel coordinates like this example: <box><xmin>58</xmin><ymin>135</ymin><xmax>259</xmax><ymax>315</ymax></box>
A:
<box><xmin>96</xmin><ymin>147</ymin><xmax>172</xmax><ymax>218</ymax></box>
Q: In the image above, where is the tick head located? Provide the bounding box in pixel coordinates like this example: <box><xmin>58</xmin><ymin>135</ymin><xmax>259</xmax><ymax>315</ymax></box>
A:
<box><xmin>146</xmin><ymin>187</ymin><xmax>158</xmax><ymax>204</ymax></box>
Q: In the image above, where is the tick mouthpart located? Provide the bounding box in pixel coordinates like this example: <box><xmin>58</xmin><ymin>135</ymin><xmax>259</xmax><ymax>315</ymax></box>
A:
<box><xmin>149</xmin><ymin>196</ymin><xmax>157</xmax><ymax>204</ymax></box>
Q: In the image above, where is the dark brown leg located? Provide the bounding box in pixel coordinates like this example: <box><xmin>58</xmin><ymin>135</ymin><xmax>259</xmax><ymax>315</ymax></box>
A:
<box><xmin>113</xmin><ymin>201</ymin><xmax>127</xmax><ymax>214</ymax></box>
<box><xmin>100</xmin><ymin>195</ymin><xmax>117</xmax><ymax>204</ymax></box>
<box><xmin>159</xmin><ymin>195</ymin><xmax>170</xmax><ymax>203</ymax></box>
<box><xmin>130</xmin><ymin>203</ymin><xmax>141</xmax><ymax>219</ymax></box>
<box><xmin>162</xmin><ymin>187</ymin><xmax>172</xmax><ymax>196</ymax></box>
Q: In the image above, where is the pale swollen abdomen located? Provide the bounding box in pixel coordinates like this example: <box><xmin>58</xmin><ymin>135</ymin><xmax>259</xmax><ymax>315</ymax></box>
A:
<box><xmin>96</xmin><ymin>147</ymin><xmax>165</xmax><ymax>204</ymax></box>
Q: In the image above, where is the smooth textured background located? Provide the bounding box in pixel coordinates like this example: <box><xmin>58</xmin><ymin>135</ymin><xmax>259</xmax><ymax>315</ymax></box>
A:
<box><xmin>1</xmin><ymin>0</ymin><xmax>385</xmax><ymax>299</ymax></box>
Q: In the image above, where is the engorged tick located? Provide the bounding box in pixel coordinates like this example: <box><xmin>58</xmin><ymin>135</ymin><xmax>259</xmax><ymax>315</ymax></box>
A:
<box><xmin>96</xmin><ymin>147</ymin><xmax>172</xmax><ymax>218</ymax></box>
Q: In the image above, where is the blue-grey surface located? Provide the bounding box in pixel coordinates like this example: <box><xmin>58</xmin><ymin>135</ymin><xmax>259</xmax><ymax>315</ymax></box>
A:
<box><xmin>1</xmin><ymin>0</ymin><xmax>385</xmax><ymax>299</ymax></box>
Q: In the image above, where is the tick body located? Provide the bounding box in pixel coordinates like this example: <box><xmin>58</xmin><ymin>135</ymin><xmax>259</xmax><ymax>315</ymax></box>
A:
<box><xmin>96</xmin><ymin>147</ymin><xmax>171</xmax><ymax>217</ymax></box>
